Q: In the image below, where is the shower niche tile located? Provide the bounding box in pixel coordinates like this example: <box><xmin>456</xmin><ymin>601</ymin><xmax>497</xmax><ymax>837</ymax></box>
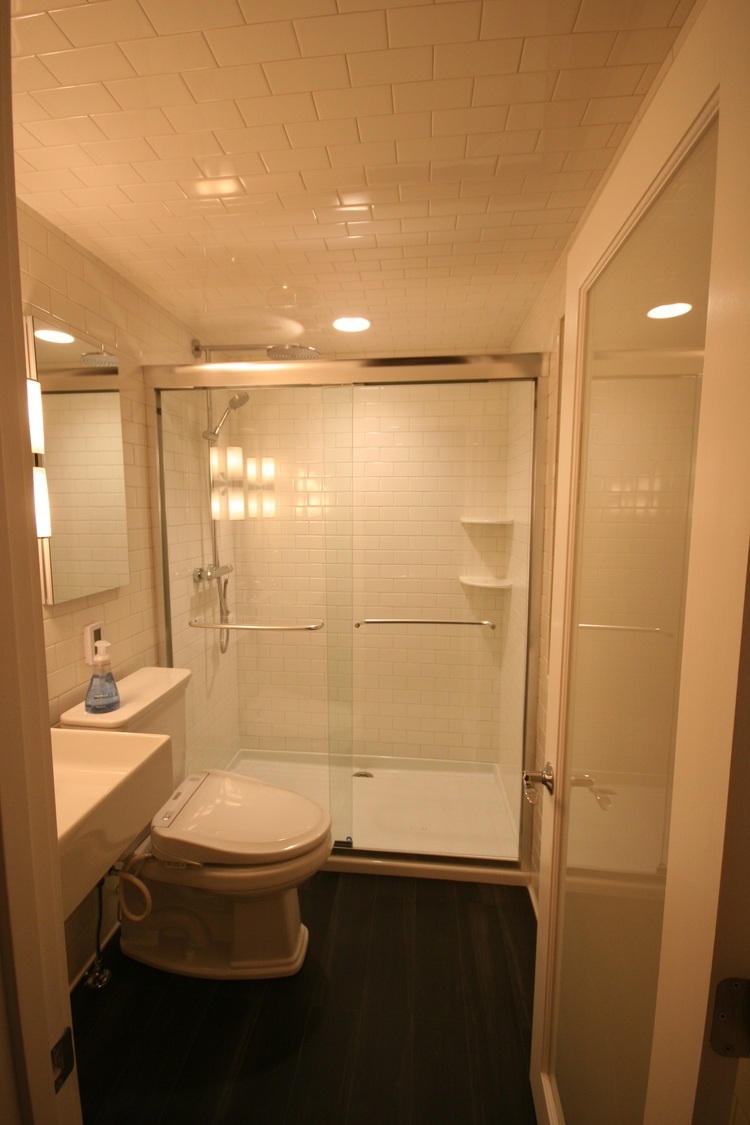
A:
<box><xmin>459</xmin><ymin>517</ymin><xmax>514</xmax><ymax>591</ymax></box>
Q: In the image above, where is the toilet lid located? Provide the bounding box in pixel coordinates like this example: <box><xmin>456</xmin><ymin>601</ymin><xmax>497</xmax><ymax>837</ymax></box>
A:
<box><xmin>150</xmin><ymin>770</ymin><xmax>331</xmax><ymax>865</ymax></box>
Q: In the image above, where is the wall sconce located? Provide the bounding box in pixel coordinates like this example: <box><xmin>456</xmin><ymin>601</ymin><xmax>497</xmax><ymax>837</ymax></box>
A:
<box><xmin>210</xmin><ymin>445</ymin><xmax>225</xmax><ymax>520</ymax></box>
<box><xmin>246</xmin><ymin>455</ymin><xmax>275</xmax><ymax>518</ymax></box>
<box><xmin>26</xmin><ymin>377</ymin><xmax>51</xmax><ymax>538</ymax></box>
<box><xmin>212</xmin><ymin>449</ymin><xmax>277</xmax><ymax>520</ymax></box>
<box><xmin>226</xmin><ymin>446</ymin><xmax>245</xmax><ymax>520</ymax></box>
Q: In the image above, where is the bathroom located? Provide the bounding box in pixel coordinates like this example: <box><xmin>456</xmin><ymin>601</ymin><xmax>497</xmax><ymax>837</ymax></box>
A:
<box><xmin>2</xmin><ymin>2</ymin><xmax>750</xmax><ymax>1123</ymax></box>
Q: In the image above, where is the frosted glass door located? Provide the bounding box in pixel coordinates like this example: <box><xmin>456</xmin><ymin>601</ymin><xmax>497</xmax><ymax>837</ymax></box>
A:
<box><xmin>548</xmin><ymin>123</ymin><xmax>717</xmax><ymax>1123</ymax></box>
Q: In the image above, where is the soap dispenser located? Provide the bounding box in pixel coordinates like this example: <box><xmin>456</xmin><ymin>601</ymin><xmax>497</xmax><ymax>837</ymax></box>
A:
<box><xmin>85</xmin><ymin>640</ymin><xmax>120</xmax><ymax>713</ymax></box>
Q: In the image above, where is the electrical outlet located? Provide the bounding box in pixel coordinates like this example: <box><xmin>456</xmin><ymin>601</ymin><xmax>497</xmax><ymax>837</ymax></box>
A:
<box><xmin>83</xmin><ymin>622</ymin><xmax>103</xmax><ymax>666</ymax></box>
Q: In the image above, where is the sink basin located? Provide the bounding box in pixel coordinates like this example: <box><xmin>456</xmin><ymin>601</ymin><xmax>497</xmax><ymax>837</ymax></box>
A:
<box><xmin>51</xmin><ymin>728</ymin><xmax>173</xmax><ymax>918</ymax></box>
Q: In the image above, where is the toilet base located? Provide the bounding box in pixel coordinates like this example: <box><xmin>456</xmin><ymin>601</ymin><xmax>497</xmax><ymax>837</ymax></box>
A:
<box><xmin>121</xmin><ymin>922</ymin><xmax>309</xmax><ymax>980</ymax></box>
<box><xmin>120</xmin><ymin>873</ymin><xmax>311</xmax><ymax>979</ymax></box>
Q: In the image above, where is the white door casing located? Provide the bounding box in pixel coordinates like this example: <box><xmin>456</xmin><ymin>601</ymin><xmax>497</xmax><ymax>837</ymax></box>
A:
<box><xmin>530</xmin><ymin>0</ymin><xmax>750</xmax><ymax>1121</ymax></box>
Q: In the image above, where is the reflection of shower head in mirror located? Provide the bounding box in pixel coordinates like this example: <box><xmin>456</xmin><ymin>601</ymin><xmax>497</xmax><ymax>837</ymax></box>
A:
<box><xmin>202</xmin><ymin>392</ymin><xmax>249</xmax><ymax>444</ymax></box>
<box><xmin>81</xmin><ymin>351</ymin><xmax>118</xmax><ymax>370</ymax></box>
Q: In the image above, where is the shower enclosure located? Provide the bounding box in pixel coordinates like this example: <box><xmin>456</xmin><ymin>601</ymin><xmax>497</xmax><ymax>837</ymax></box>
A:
<box><xmin>152</xmin><ymin>357</ymin><xmax>539</xmax><ymax>866</ymax></box>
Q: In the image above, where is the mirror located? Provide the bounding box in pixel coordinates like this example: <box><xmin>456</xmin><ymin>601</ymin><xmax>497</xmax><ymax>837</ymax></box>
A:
<box><xmin>29</xmin><ymin>318</ymin><xmax>130</xmax><ymax>604</ymax></box>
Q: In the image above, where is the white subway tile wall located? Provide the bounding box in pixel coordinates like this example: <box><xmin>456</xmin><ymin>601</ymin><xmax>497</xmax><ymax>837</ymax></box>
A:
<box><xmin>352</xmin><ymin>381</ymin><xmax>533</xmax><ymax>815</ymax></box>
<box><xmin>17</xmin><ymin>200</ymin><xmax>195</xmax><ymax>725</ymax></box>
<box><xmin>160</xmin><ymin>388</ymin><xmax>240</xmax><ymax>775</ymax></box>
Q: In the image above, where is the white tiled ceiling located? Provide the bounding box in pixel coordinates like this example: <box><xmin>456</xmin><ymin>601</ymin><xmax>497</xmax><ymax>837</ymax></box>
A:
<box><xmin>11</xmin><ymin>0</ymin><xmax>699</xmax><ymax>359</ymax></box>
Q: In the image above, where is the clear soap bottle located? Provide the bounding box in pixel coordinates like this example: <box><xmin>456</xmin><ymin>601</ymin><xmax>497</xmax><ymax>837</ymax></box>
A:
<box><xmin>84</xmin><ymin>640</ymin><xmax>120</xmax><ymax>713</ymax></box>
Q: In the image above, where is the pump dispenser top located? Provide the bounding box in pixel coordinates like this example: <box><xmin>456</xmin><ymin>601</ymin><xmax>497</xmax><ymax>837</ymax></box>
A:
<box><xmin>85</xmin><ymin>640</ymin><xmax>120</xmax><ymax>713</ymax></box>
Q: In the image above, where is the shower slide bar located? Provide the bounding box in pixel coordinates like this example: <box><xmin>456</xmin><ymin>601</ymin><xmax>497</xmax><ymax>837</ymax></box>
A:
<box><xmin>578</xmin><ymin>623</ymin><xmax>673</xmax><ymax>636</ymax></box>
<box><xmin>189</xmin><ymin>618</ymin><xmax>324</xmax><ymax>632</ymax></box>
<box><xmin>355</xmin><ymin>618</ymin><xmax>496</xmax><ymax>630</ymax></box>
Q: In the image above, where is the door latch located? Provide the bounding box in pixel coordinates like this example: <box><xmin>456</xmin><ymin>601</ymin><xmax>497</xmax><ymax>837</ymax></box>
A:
<box><xmin>522</xmin><ymin>762</ymin><xmax>555</xmax><ymax>804</ymax></box>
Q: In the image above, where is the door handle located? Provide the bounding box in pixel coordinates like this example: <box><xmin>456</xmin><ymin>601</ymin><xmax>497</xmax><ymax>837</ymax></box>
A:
<box><xmin>523</xmin><ymin>762</ymin><xmax>555</xmax><ymax>803</ymax></box>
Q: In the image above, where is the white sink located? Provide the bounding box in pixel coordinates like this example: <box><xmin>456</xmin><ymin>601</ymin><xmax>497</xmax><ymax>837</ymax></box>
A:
<box><xmin>51</xmin><ymin>728</ymin><xmax>173</xmax><ymax>918</ymax></box>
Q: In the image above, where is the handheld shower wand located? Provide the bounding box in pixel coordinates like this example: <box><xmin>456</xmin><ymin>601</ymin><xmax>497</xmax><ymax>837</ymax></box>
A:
<box><xmin>202</xmin><ymin>391</ymin><xmax>249</xmax><ymax>444</ymax></box>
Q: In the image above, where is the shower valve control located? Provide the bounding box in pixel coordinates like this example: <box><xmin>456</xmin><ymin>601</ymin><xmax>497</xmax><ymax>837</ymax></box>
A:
<box><xmin>193</xmin><ymin>563</ymin><xmax>234</xmax><ymax>582</ymax></box>
<box><xmin>522</xmin><ymin>762</ymin><xmax>555</xmax><ymax>802</ymax></box>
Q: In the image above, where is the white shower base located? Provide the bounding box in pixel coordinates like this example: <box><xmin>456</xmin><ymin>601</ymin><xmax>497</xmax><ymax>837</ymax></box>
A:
<box><xmin>229</xmin><ymin>751</ymin><xmax>520</xmax><ymax>862</ymax></box>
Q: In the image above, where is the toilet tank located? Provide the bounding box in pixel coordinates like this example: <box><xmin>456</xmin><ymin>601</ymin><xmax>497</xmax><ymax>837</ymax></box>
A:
<box><xmin>60</xmin><ymin>667</ymin><xmax>191</xmax><ymax>786</ymax></box>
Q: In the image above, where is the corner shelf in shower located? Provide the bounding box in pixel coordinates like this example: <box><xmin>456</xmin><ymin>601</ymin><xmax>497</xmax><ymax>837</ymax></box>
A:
<box><xmin>459</xmin><ymin>519</ymin><xmax>513</xmax><ymax>590</ymax></box>
<box><xmin>459</xmin><ymin>575</ymin><xmax>512</xmax><ymax>590</ymax></box>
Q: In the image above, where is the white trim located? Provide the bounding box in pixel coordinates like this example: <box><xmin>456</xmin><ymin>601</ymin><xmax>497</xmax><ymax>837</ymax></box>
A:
<box><xmin>530</xmin><ymin>1</ymin><xmax>750</xmax><ymax>1121</ymax></box>
<box><xmin>0</xmin><ymin>3</ymin><xmax>81</xmax><ymax>1119</ymax></box>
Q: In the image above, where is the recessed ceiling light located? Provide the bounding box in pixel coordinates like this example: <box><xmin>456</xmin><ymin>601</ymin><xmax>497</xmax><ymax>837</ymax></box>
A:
<box><xmin>333</xmin><ymin>317</ymin><xmax>371</xmax><ymax>332</ymax></box>
<box><xmin>646</xmin><ymin>302</ymin><xmax>693</xmax><ymax>319</ymax></box>
<box><xmin>34</xmin><ymin>328</ymin><xmax>74</xmax><ymax>343</ymax></box>
<box><xmin>189</xmin><ymin>178</ymin><xmax>244</xmax><ymax>198</ymax></box>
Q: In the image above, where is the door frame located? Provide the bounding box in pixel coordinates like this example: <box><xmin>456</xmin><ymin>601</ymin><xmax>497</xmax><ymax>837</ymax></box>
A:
<box><xmin>530</xmin><ymin>0</ymin><xmax>750</xmax><ymax>1120</ymax></box>
<box><xmin>0</xmin><ymin>3</ymin><xmax>82</xmax><ymax>1120</ymax></box>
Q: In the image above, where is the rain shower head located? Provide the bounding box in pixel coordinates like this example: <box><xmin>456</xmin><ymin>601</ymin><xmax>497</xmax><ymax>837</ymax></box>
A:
<box><xmin>266</xmin><ymin>344</ymin><xmax>320</xmax><ymax>361</ymax></box>
<box><xmin>81</xmin><ymin>351</ymin><xmax>118</xmax><ymax>370</ymax></box>
<box><xmin>202</xmin><ymin>391</ymin><xmax>249</xmax><ymax>444</ymax></box>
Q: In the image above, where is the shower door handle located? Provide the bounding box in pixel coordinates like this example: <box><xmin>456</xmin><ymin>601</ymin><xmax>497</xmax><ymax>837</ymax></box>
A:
<box><xmin>523</xmin><ymin>762</ymin><xmax>555</xmax><ymax>803</ymax></box>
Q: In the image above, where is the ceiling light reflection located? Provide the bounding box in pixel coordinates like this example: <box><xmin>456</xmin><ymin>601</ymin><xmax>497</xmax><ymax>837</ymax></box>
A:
<box><xmin>646</xmin><ymin>302</ymin><xmax>692</xmax><ymax>319</ymax></box>
<box><xmin>333</xmin><ymin>317</ymin><xmax>371</xmax><ymax>332</ymax></box>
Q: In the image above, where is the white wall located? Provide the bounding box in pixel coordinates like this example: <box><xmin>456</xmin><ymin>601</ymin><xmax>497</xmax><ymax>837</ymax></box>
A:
<box><xmin>17</xmin><ymin>200</ymin><xmax>195</xmax><ymax>725</ymax></box>
<box><xmin>17</xmin><ymin>201</ymin><xmax>198</xmax><ymax>982</ymax></box>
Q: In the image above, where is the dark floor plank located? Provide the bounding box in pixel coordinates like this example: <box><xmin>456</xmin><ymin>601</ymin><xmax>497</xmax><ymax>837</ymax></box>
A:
<box><xmin>454</xmin><ymin>883</ymin><xmax>537</xmax><ymax>1125</ymax></box>
<box><xmin>71</xmin><ymin>873</ymin><xmax>537</xmax><ymax>1125</ymax></box>
<box><xmin>156</xmin><ymin>979</ymin><xmax>268</xmax><ymax>1124</ymax></box>
<box><xmin>90</xmin><ymin>972</ymin><xmax>219</xmax><ymax>1125</ymax></box>
<box><xmin>492</xmin><ymin>884</ymin><xmax>537</xmax><ymax>1046</ymax></box>
<box><xmin>209</xmin><ymin>923</ymin><xmax>332</xmax><ymax>1124</ymax></box>
<box><xmin>411</xmin><ymin>879</ymin><xmax>476</xmax><ymax>1123</ymax></box>
<box><xmin>71</xmin><ymin>945</ymin><xmax>174</xmax><ymax>1121</ymax></box>
<box><xmin>342</xmin><ymin>876</ymin><xmax>417</xmax><ymax>1125</ymax></box>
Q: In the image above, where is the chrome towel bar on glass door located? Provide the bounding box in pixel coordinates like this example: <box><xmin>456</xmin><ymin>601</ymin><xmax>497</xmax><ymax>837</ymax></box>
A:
<box><xmin>189</xmin><ymin>618</ymin><xmax>324</xmax><ymax>632</ymax></box>
<box><xmin>354</xmin><ymin>618</ymin><xmax>495</xmax><ymax>630</ymax></box>
<box><xmin>578</xmin><ymin>623</ymin><xmax>673</xmax><ymax>637</ymax></box>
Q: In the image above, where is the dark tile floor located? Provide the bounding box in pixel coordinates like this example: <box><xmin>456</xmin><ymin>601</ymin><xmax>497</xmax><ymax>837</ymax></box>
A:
<box><xmin>71</xmin><ymin>872</ymin><xmax>537</xmax><ymax>1125</ymax></box>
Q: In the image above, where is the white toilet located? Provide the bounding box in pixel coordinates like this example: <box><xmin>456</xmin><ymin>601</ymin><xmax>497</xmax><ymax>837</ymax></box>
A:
<box><xmin>60</xmin><ymin>667</ymin><xmax>332</xmax><ymax>979</ymax></box>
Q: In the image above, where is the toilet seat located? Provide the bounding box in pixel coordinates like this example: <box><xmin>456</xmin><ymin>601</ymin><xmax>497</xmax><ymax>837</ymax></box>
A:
<box><xmin>150</xmin><ymin>770</ymin><xmax>331</xmax><ymax>866</ymax></box>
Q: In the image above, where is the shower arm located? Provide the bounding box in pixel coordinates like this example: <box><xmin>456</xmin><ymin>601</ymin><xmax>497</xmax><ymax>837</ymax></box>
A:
<box><xmin>192</xmin><ymin>339</ymin><xmax>268</xmax><ymax>360</ymax></box>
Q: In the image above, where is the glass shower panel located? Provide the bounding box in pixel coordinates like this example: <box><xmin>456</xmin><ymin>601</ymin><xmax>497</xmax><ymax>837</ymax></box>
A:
<box><xmin>159</xmin><ymin>374</ymin><xmax>534</xmax><ymax>861</ymax></box>
<box><xmin>322</xmin><ymin>385</ymin><xmax>354</xmax><ymax>844</ymax></box>
<box><xmin>550</xmin><ymin>123</ymin><xmax>717</xmax><ymax>1123</ymax></box>
<box><xmin>230</xmin><ymin>385</ymin><xmax>353</xmax><ymax>840</ymax></box>
<box><xmin>350</xmin><ymin>380</ymin><xmax>534</xmax><ymax>860</ymax></box>
<box><xmin>159</xmin><ymin>387</ymin><xmax>242</xmax><ymax>777</ymax></box>
<box><xmin>158</xmin><ymin>385</ymin><xmax>354</xmax><ymax>838</ymax></box>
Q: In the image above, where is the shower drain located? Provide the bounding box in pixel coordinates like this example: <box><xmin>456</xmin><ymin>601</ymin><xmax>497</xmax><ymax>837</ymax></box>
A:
<box><xmin>353</xmin><ymin>770</ymin><xmax>374</xmax><ymax>778</ymax></box>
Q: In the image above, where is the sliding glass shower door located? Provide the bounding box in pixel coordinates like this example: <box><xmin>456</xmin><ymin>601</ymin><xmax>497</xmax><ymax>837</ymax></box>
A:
<box><xmin>159</xmin><ymin>383</ymin><xmax>355</xmax><ymax>842</ymax></box>
<box><xmin>350</xmin><ymin>380</ymin><xmax>534</xmax><ymax>860</ymax></box>
<box><xmin>159</xmin><ymin>374</ymin><xmax>535</xmax><ymax>861</ymax></box>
